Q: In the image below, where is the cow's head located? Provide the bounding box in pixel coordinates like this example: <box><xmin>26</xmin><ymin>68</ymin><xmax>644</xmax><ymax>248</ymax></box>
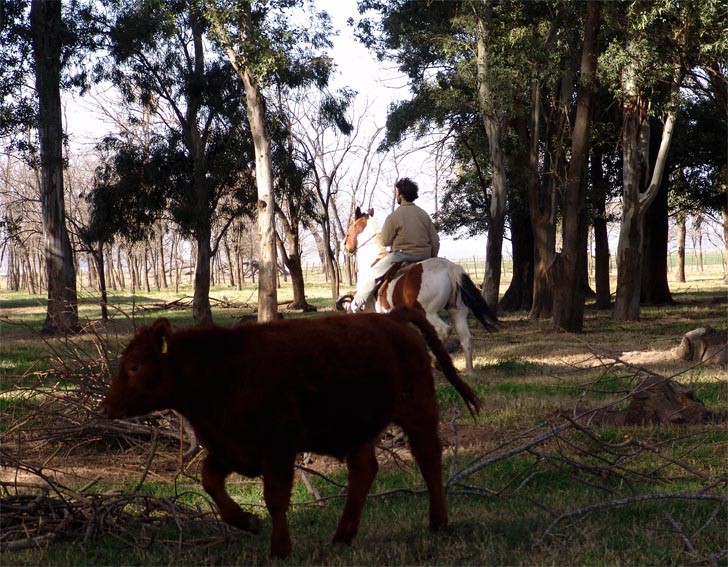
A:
<box><xmin>101</xmin><ymin>318</ymin><xmax>175</xmax><ymax>419</ymax></box>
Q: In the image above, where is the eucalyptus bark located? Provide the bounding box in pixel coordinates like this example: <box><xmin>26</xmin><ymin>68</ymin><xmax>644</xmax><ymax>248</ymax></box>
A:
<box><xmin>552</xmin><ymin>0</ymin><xmax>601</xmax><ymax>332</ymax></box>
<box><xmin>722</xmin><ymin>205</ymin><xmax>728</xmax><ymax>284</ymax></box>
<box><xmin>276</xmin><ymin>199</ymin><xmax>313</xmax><ymax>311</ymax></box>
<box><xmin>501</xmin><ymin>118</ymin><xmax>533</xmax><ymax>312</ymax></box>
<box><xmin>613</xmin><ymin>59</ymin><xmax>680</xmax><ymax>320</ymax></box>
<box><xmin>476</xmin><ymin>18</ymin><xmax>507</xmax><ymax>313</ymax></box>
<box><xmin>591</xmin><ymin>148</ymin><xmax>612</xmax><ymax>309</ymax></box>
<box><xmin>30</xmin><ymin>0</ymin><xmax>79</xmax><ymax>334</ymax></box>
<box><xmin>640</xmin><ymin>154</ymin><xmax>673</xmax><ymax>305</ymax></box>
<box><xmin>187</xmin><ymin>8</ymin><xmax>213</xmax><ymax>326</ymax></box>
<box><xmin>212</xmin><ymin>5</ymin><xmax>278</xmax><ymax>322</ymax></box>
<box><xmin>675</xmin><ymin>212</ymin><xmax>687</xmax><ymax>283</ymax></box>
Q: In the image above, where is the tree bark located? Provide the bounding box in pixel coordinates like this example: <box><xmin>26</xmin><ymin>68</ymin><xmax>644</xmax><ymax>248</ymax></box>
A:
<box><xmin>675</xmin><ymin>212</ymin><xmax>687</xmax><ymax>282</ymax></box>
<box><xmin>501</xmin><ymin>118</ymin><xmax>533</xmax><ymax>312</ymax></box>
<box><xmin>186</xmin><ymin>8</ymin><xmax>213</xmax><ymax>326</ymax></box>
<box><xmin>214</xmin><ymin>5</ymin><xmax>279</xmax><ymax>322</ymax></box>
<box><xmin>614</xmin><ymin>34</ymin><xmax>681</xmax><ymax>321</ymax></box>
<box><xmin>591</xmin><ymin>148</ymin><xmax>612</xmax><ymax>309</ymax></box>
<box><xmin>31</xmin><ymin>0</ymin><xmax>79</xmax><ymax>334</ymax></box>
<box><xmin>527</xmin><ymin>79</ymin><xmax>556</xmax><ymax>320</ymax></box>
<box><xmin>552</xmin><ymin>1</ymin><xmax>601</xmax><ymax>333</ymax></box>
<box><xmin>722</xmin><ymin>193</ymin><xmax>728</xmax><ymax>284</ymax></box>
<box><xmin>640</xmin><ymin>145</ymin><xmax>673</xmax><ymax>305</ymax></box>
<box><xmin>476</xmin><ymin>17</ymin><xmax>506</xmax><ymax>313</ymax></box>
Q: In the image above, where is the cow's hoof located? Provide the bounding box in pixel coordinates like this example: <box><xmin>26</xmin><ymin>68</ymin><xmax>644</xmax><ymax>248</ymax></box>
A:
<box><xmin>233</xmin><ymin>512</ymin><xmax>262</xmax><ymax>534</ymax></box>
<box><xmin>332</xmin><ymin>532</ymin><xmax>354</xmax><ymax>546</ymax></box>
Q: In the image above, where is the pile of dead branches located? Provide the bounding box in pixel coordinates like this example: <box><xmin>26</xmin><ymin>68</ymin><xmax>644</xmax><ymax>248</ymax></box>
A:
<box><xmin>0</xmin><ymin>451</ymin><xmax>236</xmax><ymax>553</ymax></box>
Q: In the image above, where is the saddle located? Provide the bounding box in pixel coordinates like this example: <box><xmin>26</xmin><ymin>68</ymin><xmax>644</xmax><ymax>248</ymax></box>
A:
<box><xmin>373</xmin><ymin>261</ymin><xmax>419</xmax><ymax>296</ymax></box>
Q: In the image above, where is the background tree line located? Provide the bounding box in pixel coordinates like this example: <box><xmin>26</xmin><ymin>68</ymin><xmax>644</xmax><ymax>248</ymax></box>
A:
<box><xmin>0</xmin><ymin>0</ymin><xmax>725</xmax><ymax>334</ymax></box>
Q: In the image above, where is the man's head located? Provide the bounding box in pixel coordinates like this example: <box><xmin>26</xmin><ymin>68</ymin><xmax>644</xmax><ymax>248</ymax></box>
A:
<box><xmin>395</xmin><ymin>178</ymin><xmax>419</xmax><ymax>204</ymax></box>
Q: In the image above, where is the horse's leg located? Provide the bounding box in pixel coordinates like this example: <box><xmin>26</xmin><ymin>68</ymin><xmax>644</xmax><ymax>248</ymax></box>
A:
<box><xmin>449</xmin><ymin>306</ymin><xmax>473</xmax><ymax>374</ymax></box>
<box><xmin>425</xmin><ymin>310</ymin><xmax>450</xmax><ymax>343</ymax></box>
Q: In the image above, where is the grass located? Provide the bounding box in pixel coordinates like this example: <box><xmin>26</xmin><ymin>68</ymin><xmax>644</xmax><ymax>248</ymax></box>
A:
<box><xmin>1</xmin><ymin>264</ymin><xmax>727</xmax><ymax>565</ymax></box>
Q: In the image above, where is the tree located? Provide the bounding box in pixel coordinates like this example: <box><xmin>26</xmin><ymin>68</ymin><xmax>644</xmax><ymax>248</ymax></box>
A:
<box><xmin>91</xmin><ymin>0</ymin><xmax>256</xmax><ymax>326</ymax></box>
<box><xmin>599</xmin><ymin>0</ymin><xmax>727</xmax><ymax>321</ymax></box>
<box><xmin>551</xmin><ymin>1</ymin><xmax>601</xmax><ymax>332</ymax></box>
<box><xmin>30</xmin><ymin>0</ymin><xmax>79</xmax><ymax>333</ymax></box>
<box><xmin>205</xmin><ymin>0</ymin><xmax>335</xmax><ymax>321</ymax></box>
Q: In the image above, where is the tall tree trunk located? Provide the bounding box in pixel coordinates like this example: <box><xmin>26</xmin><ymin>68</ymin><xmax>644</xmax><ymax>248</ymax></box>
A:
<box><xmin>476</xmin><ymin>17</ymin><xmax>506</xmax><ymax>313</ymax></box>
<box><xmin>95</xmin><ymin>241</ymin><xmax>109</xmax><ymax>322</ymax></box>
<box><xmin>722</xmin><ymin>204</ymin><xmax>728</xmax><ymax>284</ymax></box>
<box><xmin>158</xmin><ymin>226</ymin><xmax>168</xmax><ymax>289</ymax></box>
<box><xmin>675</xmin><ymin>212</ymin><xmax>687</xmax><ymax>283</ymax></box>
<box><xmin>552</xmin><ymin>1</ymin><xmax>601</xmax><ymax>332</ymax></box>
<box><xmin>211</xmin><ymin>4</ymin><xmax>278</xmax><ymax>322</ymax></box>
<box><xmin>527</xmin><ymin>79</ymin><xmax>555</xmax><ymax>319</ymax></box>
<box><xmin>501</xmin><ymin>118</ymin><xmax>533</xmax><ymax>312</ymax></box>
<box><xmin>591</xmin><ymin>148</ymin><xmax>612</xmax><ymax>309</ymax></box>
<box><xmin>276</xmin><ymin>204</ymin><xmax>313</xmax><ymax>311</ymax></box>
<box><xmin>640</xmin><ymin>141</ymin><xmax>673</xmax><ymax>305</ymax></box>
<box><xmin>186</xmin><ymin>7</ymin><xmax>213</xmax><ymax>326</ymax></box>
<box><xmin>193</xmin><ymin>228</ymin><xmax>213</xmax><ymax>326</ymax></box>
<box><xmin>31</xmin><ymin>0</ymin><xmax>78</xmax><ymax>334</ymax></box>
<box><xmin>614</xmin><ymin>65</ymin><xmax>679</xmax><ymax>320</ymax></box>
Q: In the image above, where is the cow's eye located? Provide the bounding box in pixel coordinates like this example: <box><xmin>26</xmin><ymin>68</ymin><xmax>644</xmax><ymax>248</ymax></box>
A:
<box><xmin>128</xmin><ymin>364</ymin><xmax>139</xmax><ymax>374</ymax></box>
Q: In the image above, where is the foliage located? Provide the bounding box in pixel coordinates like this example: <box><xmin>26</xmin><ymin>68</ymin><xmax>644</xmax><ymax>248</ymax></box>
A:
<box><xmin>0</xmin><ymin>0</ymin><xmax>102</xmax><ymax>161</ymax></box>
<box><xmin>84</xmin><ymin>0</ymin><xmax>257</xmax><ymax>246</ymax></box>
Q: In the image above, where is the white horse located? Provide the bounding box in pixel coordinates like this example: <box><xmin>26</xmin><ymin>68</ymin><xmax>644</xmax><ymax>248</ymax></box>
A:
<box><xmin>342</xmin><ymin>207</ymin><xmax>497</xmax><ymax>374</ymax></box>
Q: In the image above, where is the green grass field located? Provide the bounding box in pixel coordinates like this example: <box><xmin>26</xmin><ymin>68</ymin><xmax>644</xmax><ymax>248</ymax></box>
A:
<box><xmin>1</xmin><ymin>261</ymin><xmax>726</xmax><ymax>565</ymax></box>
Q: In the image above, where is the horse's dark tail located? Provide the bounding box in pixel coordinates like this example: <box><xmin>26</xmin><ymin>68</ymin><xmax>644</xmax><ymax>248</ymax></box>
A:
<box><xmin>457</xmin><ymin>272</ymin><xmax>498</xmax><ymax>332</ymax></box>
<box><xmin>389</xmin><ymin>306</ymin><xmax>481</xmax><ymax>419</ymax></box>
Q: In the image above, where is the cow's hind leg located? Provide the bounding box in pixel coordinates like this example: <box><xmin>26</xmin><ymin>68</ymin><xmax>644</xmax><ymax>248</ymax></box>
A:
<box><xmin>201</xmin><ymin>455</ymin><xmax>261</xmax><ymax>533</ymax></box>
<box><xmin>333</xmin><ymin>442</ymin><xmax>378</xmax><ymax>546</ymax></box>
<box><xmin>398</xmin><ymin>410</ymin><xmax>448</xmax><ymax>531</ymax></box>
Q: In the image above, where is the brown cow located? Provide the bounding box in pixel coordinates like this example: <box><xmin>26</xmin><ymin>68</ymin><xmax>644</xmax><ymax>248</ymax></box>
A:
<box><xmin>100</xmin><ymin>306</ymin><xmax>480</xmax><ymax>558</ymax></box>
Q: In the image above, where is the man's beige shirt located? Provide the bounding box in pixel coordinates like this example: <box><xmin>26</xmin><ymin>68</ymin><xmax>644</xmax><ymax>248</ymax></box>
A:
<box><xmin>380</xmin><ymin>202</ymin><xmax>440</xmax><ymax>258</ymax></box>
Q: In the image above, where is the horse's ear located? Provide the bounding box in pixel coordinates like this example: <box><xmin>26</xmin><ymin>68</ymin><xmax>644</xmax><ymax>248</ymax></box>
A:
<box><xmin>368</xmin><ymin>208</ymin><xmax>374</xmax><ymax>218</ymax></box>
<box><xmin>355</xmin><ymin>206</ymin><xmax>362</xmax><ymax>219</ymax></box>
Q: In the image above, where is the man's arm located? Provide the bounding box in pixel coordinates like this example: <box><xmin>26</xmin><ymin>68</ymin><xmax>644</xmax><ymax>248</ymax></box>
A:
<box><xmin>380</xmin><ymin>214</ymin><xmax>396</xmax><ymax>248</ymax></box>
<box><xmin>429</xmin><ymin>220</ymin><xmax>440</xmax><ymax>257</ymax></box>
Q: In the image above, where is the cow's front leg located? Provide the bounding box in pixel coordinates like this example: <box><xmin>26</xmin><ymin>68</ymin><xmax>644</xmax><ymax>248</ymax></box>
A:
<box><xmin>262</xmin><ymin>457</ymin><xmax>295</xmax><ymax>559</ymax></box>
<box><xmin>201</xmin><ymin>455</ymin><xmax>261</xmax><ymax>533</ymax></box>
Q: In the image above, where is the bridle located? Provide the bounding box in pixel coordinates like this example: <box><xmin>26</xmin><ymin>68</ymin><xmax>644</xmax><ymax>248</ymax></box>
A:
<box><xmin>347</xmin><ymin>216</ymin><xmax>377</xmax><ymax>255</ymax></box>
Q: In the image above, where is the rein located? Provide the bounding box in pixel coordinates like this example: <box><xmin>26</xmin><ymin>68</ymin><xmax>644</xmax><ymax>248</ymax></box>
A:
<box><xmin>353</xmin><ymin>231</ymin><xmax>378</xmax><ymax>253</ymax></box>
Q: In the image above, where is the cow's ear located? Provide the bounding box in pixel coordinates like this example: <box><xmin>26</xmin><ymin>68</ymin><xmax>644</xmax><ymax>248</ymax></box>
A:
<box><xmin>355</xmin><ymin>206</ymin><xmax>362</xmax><ymax>219</ymax></box>
<box><xmin>368</xmin><ymin>208</ymin><xmax>374</xmax><ymax>218</ymax></box>
<box><xmin>151</xmin><ymin>318</ymin><xmax>172</xmax><ymax>355</ymax></box>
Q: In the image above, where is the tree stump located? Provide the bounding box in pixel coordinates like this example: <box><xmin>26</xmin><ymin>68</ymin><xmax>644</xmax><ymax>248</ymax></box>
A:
<box><xmin>624</xmin><ymin>375</ymin><xmax>715</xmax><ymax>425</ymax></box>
<box><xmin>675</xmin><ymin>327</ymin><xmax>728</xmax><ymax>366</ymax></box>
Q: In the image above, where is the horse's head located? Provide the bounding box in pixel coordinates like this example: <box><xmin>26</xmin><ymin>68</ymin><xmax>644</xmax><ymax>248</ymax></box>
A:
<box><xmin>345</xmin><ymin>206</ymin><xmax>374</xmax><ymax>254</ymax></box>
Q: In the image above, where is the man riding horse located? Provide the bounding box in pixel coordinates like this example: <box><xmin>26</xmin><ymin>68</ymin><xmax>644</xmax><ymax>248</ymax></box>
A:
<box><xmin>350</xmin><ymin>178</ymin><xmax>440</xmax><ymax>312</ymax></box>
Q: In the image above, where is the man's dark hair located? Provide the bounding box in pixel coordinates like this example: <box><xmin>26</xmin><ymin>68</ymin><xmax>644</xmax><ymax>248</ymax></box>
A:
<box><xmin>395</xmin><ymin>178</ymin><xmax>419</xmax><ymax>202</ymax></box>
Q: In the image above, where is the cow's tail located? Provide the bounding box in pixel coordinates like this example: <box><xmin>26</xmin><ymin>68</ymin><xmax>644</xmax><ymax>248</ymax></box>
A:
<box><xmin>389</xmin><ymin>306</ymin><xmax>481</xmax><ymax>419</ymax></box>
<box><xmin>456</xmin><ymin>271</ymin><xmax>498</xmax><ymax>332</ymax></box>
